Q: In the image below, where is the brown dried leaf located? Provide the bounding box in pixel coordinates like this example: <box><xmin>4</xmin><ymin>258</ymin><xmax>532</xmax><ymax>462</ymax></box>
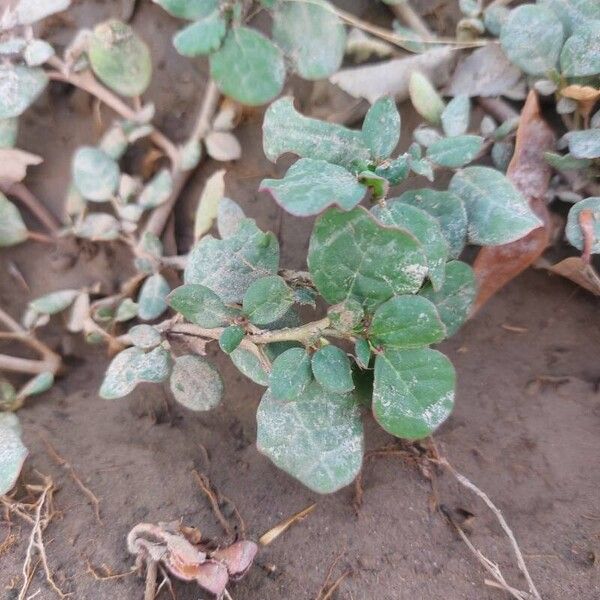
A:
<box><xmin>547</xmin><ymin>256</ymin><xmax>600</xmax><ymax>295</ymax></box>
<box><xmin>258</xmin><ymin>502</ymin><xmax>316</xmax><ymax>546</ymax></box>
<box><xmin>561</xmin><ymin>84</ymin><xmax>600</xmax><ymax>121</ymax></box>
<box><xmin>473</xmin><ymin>91</ymin><xmax>554</xmax><ymax>313</ymax></box>
<box><xmin>212</xmin><ymin>540</ymin><xmax>258</xmax><ymax>580</ymax></box>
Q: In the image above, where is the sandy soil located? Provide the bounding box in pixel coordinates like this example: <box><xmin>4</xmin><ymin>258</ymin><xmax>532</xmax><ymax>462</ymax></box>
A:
<box><xmin>1</xmin><ymin>1</ymin><xmax>599</xmax><ymax>599</ymax></box>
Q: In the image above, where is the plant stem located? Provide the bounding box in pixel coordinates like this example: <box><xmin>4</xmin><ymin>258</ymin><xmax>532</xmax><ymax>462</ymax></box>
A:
<box><xmin>46</xmin><ymin>57</ymin><xmax>179</xmax><ymax>166</ymax></box>
<box><xmin>3</xmin><ymin>182</ymin><xmax>62</xmax><ymax>233</ymax></box>
<box><xmin>141</xmin><ymin>80</ymin><xmax>221</xmax><ymax>240</ymax></box>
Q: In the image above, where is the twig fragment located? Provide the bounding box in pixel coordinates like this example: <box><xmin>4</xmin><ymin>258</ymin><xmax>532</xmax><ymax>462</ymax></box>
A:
<box><xmin>258</xmin><ymin>502</ymin><xmax>316</xmax><ymax>546</ymax></box>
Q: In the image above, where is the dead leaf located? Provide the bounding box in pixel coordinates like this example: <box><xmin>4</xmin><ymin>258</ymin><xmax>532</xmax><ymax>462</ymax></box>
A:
<box><xmin>472</xmin><ymin>91</ymin><xmax>555</xmax><ymax>313</ymax></box>
<box><xmin>444</xmin><ymin>44</ymin><xmax>522</xmax><ymax>97</ymax></box>
<box><xmin>0</xmin><ymin>149</ymin><xmax>43</xmax><ymax>186</ymax></box>
<box><xmin>561</xmin><ymin>84</ymin><xmax>600</xmax><ymax>122</ymax></box>
<box><xmin>345</xmin><ymin>27</ymin><xmax>395</xmax><ymax>63</ymax></box>
<box><xmin>330</xmin><ymin>46</ymin><xmax>455</xmax><ymax>104</ymax></box>
<box><xmin>212</xmin><ymin>540</ymin><xmax>258</xmax><ymax>580</ymax></box>
<box><xmin>258</xmin><ymin>503</ymin><xmax>316</xmax><ymax>546</ymax></box>
<box><xmin>205</xmin><ymin>131</ymin><xmax>242</xmax><ymax>162</ymax></box>
<box><xmin>545</xmin><ymin>256</ymin><xmax>600</xmax><ymax>295</ymax></box>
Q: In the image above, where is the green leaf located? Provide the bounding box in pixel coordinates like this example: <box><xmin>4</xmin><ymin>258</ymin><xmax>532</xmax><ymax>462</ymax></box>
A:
<box><xmin>500</xmin><ymin>5</ymin><xmax>564</xmax><ymax>76</ymax></box>
<box><xmin>138</xmin><ymin>169</ymin><xmax>173</xmax><ymax>209</ymax></box>
<box><xmin>30</xmin><ymin>289</ymin><xmax>78</xmax><ymax>315</ymax></box>
<box><xmin>544</xmin><ymin>151</ymin><xmax>591</xmax><ymax>171</ymax></box>
<box><xmin>0</xmin><ymin>413</ymin><xmax>27</xmax><ymax>495</ymax></box>
<box><xmin>218</xmin><ymin>325</ymin><xmax>244</xmax><ymax>354</ymax></box>
<box><xmin>170</xmin><ymin>355</ymin><xmax>222</xmax><ymax>410</ymax></box>
<box><xmin>152</xmin><ymin>0</ymin><xmax>218</xmax><ymax>20</ymax></box>
<box><xmin>167</xmin><ymin>284</ymin><xmax>239</xmax><ymax>327</ymax></box>
<box><xmin>115</xmin><ymin>298</ymin><xmax>139</xmax><ymax>322</ymax></box>
<box><xmin>89</xmin><ymin>20</ymin><xmax>152</xmax><ymax>97</ymax></box>
<box><xmin>369</xmin><ymin>295</ymin><xmax>445</xmax><ymax>349</ymax></box>
<box><xmin>373</xmin><ymin>348</ymin><xmax>455</xmax><ymax>439</ymax></box>
<box><xmin>260</xmin><ymin>158</ymin><xmax>367</xmax><ymax>217</ymax></box>
<box><xmin>372</xmin><ymin>201</ymin><xmax>448</xmax><ymax>291</ymax></box>
<box><xmin>311</xmin><ymin>345</ymin><xmax>354</xmax><ymax>394</ymax></box>
<box><xmin>173</xmin><ymin>11</ymin><xmax>227</xmax><ymax>56</ymax></box>
<box><xmin>269</xmin><ymin>347</ymin><xmax>313</xmax><ymax>401</ymax></box>
<box><xmin>483</xmin><ymin>3</ymin><xmax>509</xmax><ymax>35</ymax></box>
<box><xmin>327</xmin><ymin>299</ymin><xmax>364</xmax><ymax>334</ymax></box>
<box><xmin>408</xmin><ymin>71</ymin><xmax>445</xmax><ymax>124</ymax></box>
<box><xmin>0</xmin><ymin>118</ymin><xmax>18</xmax><ymax>148</ymax></box>
<box><xmin>0</xmin><ymin>65</ymin><xmax>48</xmax><ymax>119</ymax></box>
<box><xmin>566</xmin><ymin>197</ymin><xmax>600</xmax><ymax>253</ymax></box>
<box><xmin>309</xmin><ymin>207</ymin><xmax>427</xmax><ymax>311</ymax></box>
<box><xmin>538</xmin><ymin>0</ymin><xmax>600</xmax><ymax>36</ymax></box>
<box><xmin>361</xmin><ymin>96</ymin><xmax>401</xmax><ymax>160</ymax></box>
<box><xmin>185</xmin><ymin>219</ymin><xmax>279</xmax><ymax>304</ymax></box>
<box><xmin>0</xmin><ymin>193</ymin><xmax>27</xmax><ymax>247</ymax></box>
<box><xmin>449</xmin><ymin>166</ymin><xmax>542</xmax><ymax>245</ymax></box>
<box><xmin>194</xmin><ymin>169</ymin><xmax>225</xmax><ymax>240</ymax></box>
<box><xmin>137</xmin><ymin>273</ymin><xmax>170</xmax><ymax>321</ymax></box>
<box><xmin>210</xmin><ymin>27</ymin><xmax>285</xmax><ymax>106</ymax></box>
<box><xmin>100</xmin><ymin>346</ymin><xmax>172</xmax><ymax>399</ymax></box>
<box><xmin>256</xmin><ymin>382</ymin><xmax>363</xmax><ymax>493</ymax></box>
<box><xmin>354</xmin><ymin>338</ymin><xmax>371</xmax><ymax>369</ymax></box>
<box><xmin>24</xmin><ymin>40</ymin><xmax>55</xmax><ymax>66</ymax></box>
<box><xmin>180</xmin><ymin>139</ymin><xmax>201</xmax><ymax>170</ymax></box>
<box><xmin>374</xmin><ymin>154</ymin><xmax>410</xmax><ymax>184</ymax></box>
<box><xmin>560</xmin><ymin>21</ymin><xmax>600</xmax><ymax>76</ymax></box>
<box><xmin>230</xmin><ymin>346</ymin><xmax>270</xmax><ymax>386</ymax></box>
<box><xmin>129</xmin><ymin>324</ymin><xmax>162</xmax><ymax>349</ymax></box>
<box><xmin>272</xmin><ymin>0</ymin><xmax>346</xmax><ymax>80</ymax></box>
<box><xmin>13</xmin><ymin>0</ymin><xmax>70</xmax><ymax>25</ymax></box>
<box><xmin>72</xmin><ymin>146</ymin><xmax>120</xmax><ymax>201</ymax></box>
<box><xmin>441</xmin><ymin>95</ymin><xmax>471</xmax><ymax>137</ymax></box>
<box><xmin>397</xmin><ymin>189</ymin><xmax>467</xmax><ymax>259</ymax></box>
<box><xmin>242</xmin><ymin>275</ymin><xmax>293</xmax><ymax>326</ymax></box>
<box><xmin>18</xmin><ymin>371</ymin><xmax>54</xmax><ymax>398</ymax></box>
<box><xmin>426</xmin><ymin>134</ymin><xmax>484</xmax><ymax>168</ymax></box>
<box><xmin>217</xmin><ymin>197</ymin><xmax>245</xmax><ymax>238</ymax></box>
<box><xmin>262</xmin><ymin>97</ymin><xmax>371</xmax><ymax>172</ymax></box>
<box><xmin>420</xmin><ymin>260</ymin><xmax>476</xmax><ymax>336</ymax></box>
<box><xmin>565</xmin><ymin>129</ymin><xmax>600</xmax><ymax>159</ymax></box>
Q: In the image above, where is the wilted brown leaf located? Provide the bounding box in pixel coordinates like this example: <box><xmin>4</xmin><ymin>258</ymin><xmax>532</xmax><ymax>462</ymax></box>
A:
<box><xmin>546</xmin><ymin>256</ymin><xmax>600</xmax><ymax>295</ymax></box>
<box><xmin>561</xmin><ymin>85</ymin><xmax>600</xmax><ymax>122</ymax></box>
<box><xmin>473</xmin><ymin>90</ymin><xmax>554</xmax><ymax>313</ymax></box>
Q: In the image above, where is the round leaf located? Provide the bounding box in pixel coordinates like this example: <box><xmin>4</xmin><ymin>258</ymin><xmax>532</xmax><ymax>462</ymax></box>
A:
<box><xmin>0</xmin><ymin>413</ymin><xmax>27</xmax><ymax>495</ymax></box>
<box><xmin>89</xmin><ymin>20</ymin><xmax>152</xmax><ymax>97</ymax></box>
<box><xmin>560</xmin><ymin>21</ymin><xmax>600</xmax><ymax>77</ymax></box>
<box><xmin>170</xmin><ymin>355</ymin><xmax>223</xmax><ymax>411</ymax></box>
<box><xmin>372</xmin><ymin>201</ymin><xmax>448</xmax><ymax>291</ymax></box>
<box><xmin>500</xmin><ymin>5</ymin><xmax>564</xmax><ymax>76</ymax></box>
<box><xmin>354</xmin><ymin>338</ymin><xmax>371</xmax><ymax>369</ymax></box>
<box><xmin>269</xmin><ymin>347</ymin><xmax>312</xmax><ymax>401</ymax></box>
<box><xmin>260</xmin><ymin>158</ymin><xmax>367</xmax><ymax>217</ymax></box>
<box><xmin>173</xmin><ymin>12</ymin><xmax>227</xmax><ymax>56</ymax></box>
<box><xmin>565</xmin><ymin>129</ymin><xmax>600</xmax><ymax>159</ymax></box>
<box><xmin>74</xmin><ymin>213</ymin><xmax>121</xmax><ymax>240</ymax></box>
<box><xmin>256</xmin><ymin>382</ymin><xmax>363</xmax><ymax>494</ymax></box>
<box><xmin>426</xmin><ymin>135</ymin><xmax>484</xmax><ymax>168</ymax></box>
<box><xmin>230</xmin><ymin>347</ymin><xmax>270</xmax><ymax>386</ymax></box>
<box><xmin>308</xmin><ymin>207</ymin><xmax>427</xmax><ymax>311</ymax></box>
<box><xmin>29</xmin><ymin>289</ymin><xmax>78</xmax><ymax>315</ymax></box>
<box><xmin>272</xmin><ymin>0</ymin><xmax>346</xmax><ymax>80</ymax></box>
<box><xmin>408</xmin><ymin>71</ymin><xmax>445</xmax><ymax>125</ymax></box>
<box><xmin>311</xmin><ymin>345</ymin><xmax>354</xmax><ymax>394</ymax></box>
<box><xmin>361</xmin><ymin>96</ymin><xmax>401</xmax><ymax>160</ymax></box>
<box><xmin>217</xmin><ymin>197</ymin><xmax>245</xmax><ymax>238</ymax></box>
<box><xmin>138</xmin><ymin>169</ymin><xmax>173</xmax><ymax>209</ymax></box>
<box><xmin>210</xmin><ymin>27</ymin><xmax>285</xmax><ymax>106</ymax></box>
<box><xmin>0</xmin><ymin>65</ymin><xmax>48</xmax><ymax>119</ymax></box>
<box><xmin>369</xmin><ymin>295</ymin><xmax>446</xmax><ymax>349</ymax></box>
<box><xmin>219</xmin><ymin>325</ymin><xmax>245</xmax><ymax>354</ymax></box>
<box><xmin>137</xmin><ymin>273</ymin><xmax>170</xmax><ymax>321</ymax></box>
<box><xmin>398</xmin><ymin>189</ymin><xmax>467</xmax><ymax>259</ymax></box>
<box><xmin>566</xmin><ymin>197</ymin><xmax>600</xmax><ymax>253</ymax></box>
<box><xmin>72</xmin><ymin>146</ymin><xmax>120</xmax><ymax>201</ymax></box>
<box><xmin>373</xmin><ymin>348</ymin><xmax>455</xmax><ymax>439</ymax></box>
<box><xmin>167</xmin><ymin>284</ymin><xmax>239</xmax><ymax>327</ymax></box>
<box><xmin>242</xmin><ymin>275</ymin><xmax>293</xmax><ymax>326</ymax></box>
<box><xmin>449</xmin><ymin>166</ymin><xmax>542</xmax><ymax>245</ymax></box>
<box><xmin>129</xmin><ymin>324</ymin><xmax>162</xmax><ymax>349</ymax></box>
<box><xmin>18</xmin><ymin>371</ymin><xmax>54</xmax><ymax>398</ymax></box>
<box><xmin>0</xmin><ymin>193</ymin><xmax>27</xmax><ymax>247</ymax></box>
<box><xmin>100</xmin><ymin>346</ymin><xmax>172</xmax><ymax>399</ymax></box>
<box><xmin>420</xmin><ymin>260</ymin><xmax>476</xmax><ymax>336</ymax></box>
<box><xmin>184</xmin><ymin>219</ymin><xmax>280</xmax><ymax>304</ymax></box>
<box><xmin>327</xmin><ymin>299</ymin><xmax>364</xmax><ymax>333</ymax></box>
<box><xmin>153</xmin><ymin>0</ymin><xmax>218</xmax><ymax>20</ymax></box>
